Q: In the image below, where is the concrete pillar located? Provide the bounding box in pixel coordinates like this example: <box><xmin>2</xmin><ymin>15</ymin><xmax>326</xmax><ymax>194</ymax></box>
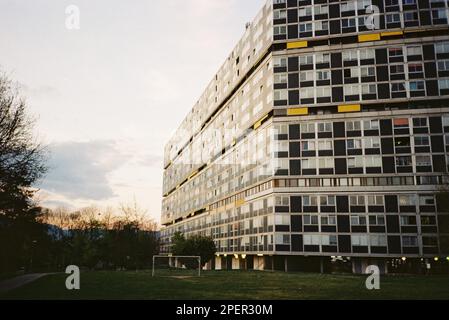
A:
<box><xmin>320</xmin><ymin>257</ymin><xmax>324</xmax><ymax>274</ymax></box>
<box><xmin>284</xmin><ymin>256</ymin><xmax>289</xmax><ymax>273</ymax></box>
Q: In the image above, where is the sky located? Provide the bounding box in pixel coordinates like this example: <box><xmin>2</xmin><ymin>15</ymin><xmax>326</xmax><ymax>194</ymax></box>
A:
<box><xmin>0</xmin><ymin>0</ymin><xmax>266</xmax><ymax>223</ymax></box>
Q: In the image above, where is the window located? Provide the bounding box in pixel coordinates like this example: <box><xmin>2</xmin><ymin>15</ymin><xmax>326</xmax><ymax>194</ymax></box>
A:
<box><xmin>370</xmin><ymin>235</ymin><xmax>387</xmax><ymax>247</ymax></box>
<box><xmin>360</xmin><ymin>49</ymin><xmax>375</xmax><ymax>60</ymax></box>
<box><xmin>436</xmin><ymin>42</ymin><xmax>449</xmax><ymax>54</ymax></box>
<box><xmin>300</xmin><ymin>71</ymin><xmax>314</xmax><ymax>82</ymax></box>
<box><xmin>316</xmin><ymin>53</ymin><xmax>330</xmax><ymax>64</ymax></box>
<box><xmin>438</xmin><ymin>61</ymin><xmax>449</xmax><ymax>72</ymax></box>
<box><xmin>275</xmin><ymin>196</ymin><xmax>290</xmax><ymax>207</ymax></box>
<box><xmin>351</xmin><ymin>215</ymin><xmax>367</xmax><ymax>226</ymax></box>
<box><xmin>274</xmin><ymin>74</ymin><xmax>288</xmax><ymax>84</ymax></box>
<box><xmin>275</xmin><ymin>215</ymin><xmax>290</xmax><ymax>226</ymax></box>
<box><xmin>352</xmin><ymin>235</ymin><xmax>368</xmax><ymax>246</ymax></box>
<box><xmin>407</xmin><ymin>46</ymin><xmax>422</xmax><ymax>56</ymax></box>
<box><xmin>315</xmin><ymin>21</ymin><xmax>329</xmax><ymax>31</ymax></box>
<box><xmin>318</xmin><ymin>140</ymin><xmax>333</xmax><ymax>150</ymax></box>
<box><xmin>274</xmin><ymin>90</ymin><xmax>288</xmax><ymax>100</ymax></box>
<box><xmin>344</xmin><ymin>85</ymin><xmax>360</xmax><ymax>96</ymax></box>
<box><xmin>432</xmin><ymin>9</ymin><xmax>448</xmax><ymax>21</ymax></box>
<box><xmin>392</xmin><ymin>82</ymin><xmax>406</xmax><ymax>92</ymax></box>
<box><xmin>301</xmin><ymin>123</ymin><xmax>315</xmax><ymax>133</ymax></box>
<box><xmin>410</xmin><ymin>81</ymin><xmax>425</xmax><ymax>91</ymax></box>
<box><xmin>301</xmin><ymin>141</ymin><xmax>316</xmax><ymax>151</ymax></box>
<box><xmin>408</xmin><ymin>64</ymin><xmax>423</xmax><ymax>74</ymax></box>
<box><xmin>364</xmin><ymin>119</ymin><xmax>379</xmax><ymax>130</ymax></box>
<box><xmin>274</xmin><ymin>9</ymin><xmax>287</xmax><ymax>20</ymax></box>
<box><xmin>274</xmin><ymin>26</ymin><xmax>287</xmax><ymax>36</ymax></box>
<box><xmin>350</xmin><ymin>196</ymin><xmax>365</xmax><ymax>206</ymax></box>
<box><xmin>396</xmin><ymin>156</ymin><xmax>412</xmax><ymax>166</ymax></box>
<box><xmin>386</xmin><ymin>13</ymin><xmax>401</xmax><ymax>23</ymax></box>
<box><xmin>399</xmin><ymin>195</ymin><xmax>416</xmax><ymax>206</ymax></box>
<box><xmin>385</xmin><ymin>0</ymin><xmax>399</xmax><ymax>6</ymax></box>
<box><xmin>275</xmin><ymin>234</ymin><xmax>291</xmax><ymax>245</ymax></box>
<box><xmin>348</xmin><ymin>157</ymin><xmax>364</xmax><ymax>168</ymax></box>
<box><xmin>402</xmin><ymin>236</ymin><xmax>418</xmax><ymax>247</ymax></box>
<box><xmin>364</xmin><ymin>137</ymin><xmax>381</xmax><ymax>149</ymax></box>
<box><xmin>365</xmin><ymin>156</ymin><xmax>382</xmax><ymax>167</ymax></box>
<box><xmin>439</xmin><ymin>79</ymin><xmax>449</xmax><ymax>90</ymax></box>
<box><xmin>413</xmin><ymin>118</ymin><xmax>427</xmax><ymax>128</ymax></box>
<box><xmin>347</xmin><ymin>139</ymin><xmax>362</xmax><ymax>149</ymax></box>
<box><xmin>316</xmin><ymin>87</ymin><xmax>331</xmax><ymax>97</ymax></box>
<box><xmin>322</xmin><ymin>235</ymin><xmax>338</xmax><ymax>246</ymax></box>
<box><xmin>274</xmin><ymin>57</ymin><xmax>287</xmax><ymax>68</ymax></box>
<box><xmin>389</xmin><ymin>48</ymin><xmax>403</xmax><ymax>58</ymax></box>
<box><xmin>419</xmin><ymin>195</ymin><xmax>435</xmax><ymax>206</ymax></box>
<box><xmin>302</xmin><ymin>159</ymin><xmax>317</xmax><ymax>169</ymax></box>
<box><xmin>320</xmin><ymin>196</ymin><xmax>336</xmax><ymax>206</ymax></box>
<box><xmin>341</xmin><ymin>2</ymin><xmax>355</xmax><ymax>12</ymax></box>
<box><xmin>319</xmin><ymin>158</ymin><xmax>334</xmax><ymax>169</ymax></box>
<box><xmin>403</xmin><ymin>11</ymin><xmax>419</xmax><ymax>22</ymax></box>
<box><xmin>314</xmin><ymin>5</ymin><xmax>328</xmax><ymax>15</ymax></box>
<box><xmin>304</xmin><ymin>234</ymin><xmax>320</xmax><ymax>245</ymax></box>
<box><xmin>299</xmin><ymin>7</ymin><xmax>313</xmax><ymax>17</ymax></box>
<box><xmin>361</xmin><ymin>84</ymin><xmax>377</xmax><ymax>95</ymax></box>
<box><xmin>361</xmin><ymin>67</ymin><xmax>375</xmax><ymax>77</ymax></box>
<box><xmin>415</xmin><ymin>136</ymin><xmax>430</xmax><ymax>146</ymax></box>
<box><xmin>342</xmin><ymin>18</ymin><xmax>356</xmax><ymax>28</ymax></box>
<box><xmin>299</xmin><ymin>55</ymin><xmax>314</xmax><ymax>65</ymax></box>
<box><xmin>299</xmin><ymin>23</ymin><xmax>313</xmax><ymax>33</ymax></box>
<box><xmin>300</xmin><ymin>88</ymin><xmax>314</xmax><ymax>99</ymax></box>
<box><xmin>403</xmin><ymin>0</ymin><xmax>416</xmax><ymax>4</ymax></box>
<box><xmin>343</xmin><ymin>50</ymin><xmax>358</xmax><ymax>62</ymax></box>
<box><xmin>368</xmin><ymin>195</ymin><xmax>384</xmax><ymax>206</ymax></box>
<box><xmin>390</xmin><ymin>64</ymin><xmax>405</xmax><ymax>74</ymax></box>
<box><xmin>303</xmin><ymin>196</ymin><xmax>318</xmax><ymax>207</ymax></box>
<box><xmin>416</xmin><ymin>155</ymin><xmax>432</xmax><ymax>167</ymax></box>
<box><xmin>316</xmin><ymin>70</ymin><xmax>330</xmax><ymax>81</ymax></box>
<box><xmin>318</xmin><ymin>122</ymin><xmax>332</xmax><ymax>133</ymax></box>
<box><xmin>369</xmin><ymin>216</ymin><xmax>385</xmax><ymax>226</ymax></box>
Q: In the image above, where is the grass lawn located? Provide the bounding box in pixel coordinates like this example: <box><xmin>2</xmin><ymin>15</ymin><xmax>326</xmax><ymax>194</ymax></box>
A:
<box><xmin>1</xmin><ymin>271</ymin><xmax>449</xmax><ymax>300</ymax></box>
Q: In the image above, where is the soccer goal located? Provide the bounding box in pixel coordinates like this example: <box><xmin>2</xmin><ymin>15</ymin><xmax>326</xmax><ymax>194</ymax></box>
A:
<box><xmin>152</xmin><ymin>255</ymin><xmax>201</xmax><ymax>277</ymax></box>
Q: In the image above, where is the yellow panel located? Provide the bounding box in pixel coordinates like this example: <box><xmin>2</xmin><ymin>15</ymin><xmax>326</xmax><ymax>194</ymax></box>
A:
<box><xmin>338</xmin><ymin>105</ymin><xmax>361</xmax><ymax>113</ymax></box>
<box><xmin>358</xmin><ymin>33</ymin><xmax>381</xmax><ymax>42</ymax></box>
<box><xmin>253</xmin><ymin>114</ymin><xmax>269</xmax><ymax>129</ymax></box>
<box><xmin>287</xmin><ymin>107</ymin><xmax>309</xmax><ymax>116</ymax></box>
<box><xmin>287</xmin><ymin>41</ymin><xmax>308</xmax><ymax>49</ymax></box>
<box><xmin>381</xmin><ymin>31</ymin><xmax>404</xmax><ymax>37</ymax></box>
<box><xmin>235</xmin><ymin>199</ymin><xmax>246</xmax><ymax>207</ymax></box>
<box><xmin>188</xmin><ymin>170</ymin><xmax>199</xmax><ymax>180</ymax></box>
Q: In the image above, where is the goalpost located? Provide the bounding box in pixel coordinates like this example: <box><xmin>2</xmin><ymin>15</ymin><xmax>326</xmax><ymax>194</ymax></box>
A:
<box><xmin>152</xmin><ymin>255</ymin><xmax>202</xmax><ymax>277</ymax></box>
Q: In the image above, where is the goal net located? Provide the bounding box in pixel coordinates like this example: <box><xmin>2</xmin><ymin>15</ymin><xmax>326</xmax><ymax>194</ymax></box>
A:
<box><xmin>152</xmin><ymin>255</ymin><xmax>201</xmax><ymax>277</ymax></box>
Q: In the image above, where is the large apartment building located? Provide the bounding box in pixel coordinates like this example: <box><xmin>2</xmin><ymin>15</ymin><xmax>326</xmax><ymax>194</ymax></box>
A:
<box><xmin>160</xmin><ymin>0</ymin><xmax>449</xmax><ymax>273</ymax></box>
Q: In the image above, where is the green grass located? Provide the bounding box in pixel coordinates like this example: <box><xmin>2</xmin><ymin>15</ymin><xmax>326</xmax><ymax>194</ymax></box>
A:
<box><xmin>2</xmin><ymin>271</ymin><xmax>449</xmax><ymax>300</ymax></box>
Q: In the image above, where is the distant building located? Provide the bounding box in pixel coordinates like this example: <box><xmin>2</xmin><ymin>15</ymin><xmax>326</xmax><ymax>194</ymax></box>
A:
<box><xmin>161</xmin><ymin>0</ymin><xmax>449</xmax><ymax>273</ymax></box>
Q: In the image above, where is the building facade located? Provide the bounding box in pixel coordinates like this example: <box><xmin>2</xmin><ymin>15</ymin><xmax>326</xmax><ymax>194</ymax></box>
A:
<box><xmin>160</xmin><ymin>0</ymin><xmax>449</xmax><ymax>273</ymax></box>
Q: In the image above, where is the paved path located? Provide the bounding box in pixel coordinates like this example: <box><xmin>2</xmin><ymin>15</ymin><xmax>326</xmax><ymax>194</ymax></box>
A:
<box><xmin>0</xmin><ymin>273</ymin><xmax>52</xmax><ymax>294</ymax></box>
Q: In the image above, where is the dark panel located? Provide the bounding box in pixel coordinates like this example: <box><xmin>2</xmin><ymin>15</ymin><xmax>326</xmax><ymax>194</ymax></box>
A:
<box><xmin>387</xmin><ymin>215</ymin><xmax>400</xmax><ymax>233</ymax></box>
<box><xmin>426</xmin><ymin>80</ymin><xmax>439</xmax><ymax>96</ymax></box>
<box><xmin>337</xmin><ymin>216</ymin><xmax>350</xmax><ymax>233</ymax></box>
<box><xmin>381</xmin><ymin>138</ymin><xmax>394</xmax><ymax>154</ymax></box>
<box><xmin>332</xmin><ymin>69</ymin><xmax>343</xmax><ymax>85</ymax></box>
<box><xmin>291</xmin><ymin>216</ymin><xmax>303</xmax><ymax>233</ymax></box>
<box><xmin>329</xmin><ymin>4</ymin><xmax>340</xmax><ymax>18</ymax></box>
<box><xmin>332</xmin><ymin>86</ymin><xmax>343</xmax><ymax>102</ymax></box>
<box><xmin>329</xmin><ymin>19</ymin><xmax>341</xmax><ymax>34</ymax></box>
<box><xmin>333</xmin><ymin>122</ymin><xmax>345</xmax><ymax>138</ymax></box>
<box><xmin>377</xmin><ymin>65</ymin><xmax>389</xmax><ymax>82</ymax></box>
<box><xmin>388</xmin><ymin>236</ymin><xmax>402</xmax><ymax>254</ymax></box>
<box><xmin>385</xmin><ymin>195</ymin><xmax>398</xmax><ymax>213</ymax></box>
<box><xmin>290</xmin><ymin>160</ymin><xmax>301</xmax><ymax>175</ymax></box>
<box><xmin>382</xmin><ymin>157</ymin><xmax>395</xmax><ymax>174</ymax></box>
<box><xmin>425</xmin><ymin>62</ymin><xmax>437</xmax><ymax>78</ymax></box>
<box><xmin>289</xmin><ymin>90</ymin><xmax>300</xmax><ymax>105</ymax></box>
<box><xmin>433</xmin><ymin>155</ymin><xmax>446</xmax><ymax>173</ymax></box>
<box><xmin>334</xmin><ymin>140</ymin><xmax>346</xmax><ymax>156</ymax></box>
<box><xmin>380</xmin><ymin>119</ymin><xmax>393</xmax><ymax>136</ymax></box>
<box><xmin>290</xmin><ymin>142</ymin><xmax>301</xmax><ymax>158</ymax></box>
<box><xmin>431</xmin><ymin>136</ymin><xmax>445</xmax><ymax>153</ymax></box>
<box><xmin>287</xmin><ymin>9</ymin><xmax>298</xmax><ymax>24</ymax></box>
<box><xmin>291</xmin><ymin>235</ymin><xmax>303</xmax><ymax>252</ymax></box>
<box><xmin>291</xmin><ymin>196</ymin><xmax>302</xmax><ymax>213</ymax></box>
<box><xmin>377</xmin><ymin>83</ymin><xmax>390</xmax><ymax>99</ymax></box>
<box><xmin>331</xmin><ymin>53</ymin><xmax>342</xmax><ymax>68</ymax></box>
<box><xmin>288</xmin><ymin>57</ymin><xmax>299</xmax><ymax>72</ymax></box>
<box><xmin>376</xmin><ymin>48</ymin><xmax>388</xmax><ymax>64</ymax></box>
<box><xmin>429</xmin><ymin>117</ymin><xmax>443</xmax><ymax>134</ymax></box>
<box><xmin>423</xmin><ymin>44</ymin><xmax>435</xmax><ymax>60</ymax></box>
<box><xmin>288</xmin><ymin>73</ymin><xmax>299</xmax><ymax>89</ymax></box>
<box><xmin>338</xmin><ymin>235</ymin><xmax>351</xmax><ymax>253</ymax></box>
<box><xmin>334</xmin><ymin>158</ymin><xmax>347</xmax><ymax>174</ymax></box>
<box><xmin>337</xmin><ymin>196</ymin><xmax>349</xmax><ymax>213</ymax></box>
<box><xmin>289</xmin><ymin>125</ymin><xmax>300</xmax><ymax>140</ymax></box>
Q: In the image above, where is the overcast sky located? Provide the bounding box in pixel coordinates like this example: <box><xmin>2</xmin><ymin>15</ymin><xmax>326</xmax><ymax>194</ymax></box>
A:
<box><xmin>0</xmin><ymin>0</ymin><xmax>266</xmax><ymax>222</ymax></box>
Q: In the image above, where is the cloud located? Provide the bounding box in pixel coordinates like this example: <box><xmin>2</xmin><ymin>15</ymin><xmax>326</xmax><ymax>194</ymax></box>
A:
<box><xmin>41</xmin><ymin>140</ymin><xmax>129</xmax><ymax>201</ymax></box>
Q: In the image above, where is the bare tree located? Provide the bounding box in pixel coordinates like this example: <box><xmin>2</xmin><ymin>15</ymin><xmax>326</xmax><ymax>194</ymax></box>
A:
<box><xmin>0</xmin><ymin>71</ymin><xmax>47</xmax><ymax>216</ymax></box>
